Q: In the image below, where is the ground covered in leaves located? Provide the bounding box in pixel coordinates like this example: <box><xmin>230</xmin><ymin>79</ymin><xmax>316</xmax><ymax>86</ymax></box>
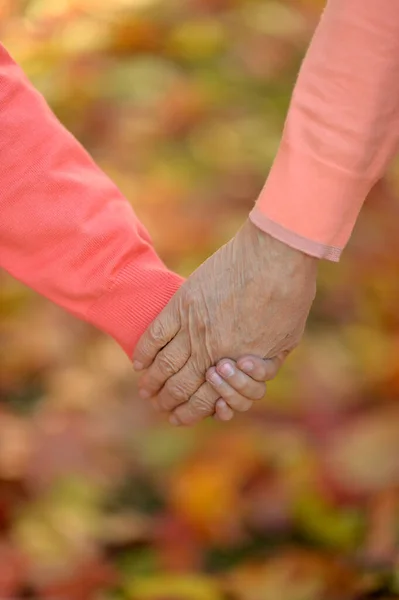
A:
<box><xmin>1</xmin><ymin>1</ymin><xmax>399</xmax><ymax>598</ymax></box>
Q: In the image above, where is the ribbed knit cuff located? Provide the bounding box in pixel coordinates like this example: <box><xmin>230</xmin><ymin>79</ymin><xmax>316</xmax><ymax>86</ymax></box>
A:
<box><xmin>87</xmin><ymin>252</ymin><xmax>184</xmax><ymax>358</ymax></box>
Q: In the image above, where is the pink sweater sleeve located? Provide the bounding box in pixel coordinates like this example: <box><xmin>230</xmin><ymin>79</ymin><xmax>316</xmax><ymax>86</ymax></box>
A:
<box><xmin>250</xmin><ymin>0</ymin><xmax>399</xmax><ymax>261</ymax></box>
<box><xmin>0</xmin><ymin>45</ymin><xmax>183</xmax><ymax>357</ymax></box>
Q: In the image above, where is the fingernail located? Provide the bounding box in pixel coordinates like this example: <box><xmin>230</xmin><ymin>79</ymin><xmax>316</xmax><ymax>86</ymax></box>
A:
<box><xmin>139</xmin><ymin>388</ymin><xmax>150</xmax><ymax>399</ymax></box>
<box><xmin>240</xmin><ymin>360</ymin><xmax>254</xmax><ymax>373</ymax></box>
<box><xmin>208</xmin><ymin>370</ymin><xmax>224</xmax><ymax>386</ymax></box>
<box><xmin>133</xmin><ymin>361</ymin><xmax>144</xmax><ymax>371</ymax></box>
<box><xmin>218</xmin><ymin>362</ymin><xmax>234</xmax><ymax>378</ymax></box>
<box><xmin>169</xmin><ymin>414</ymin><xmax>181</xmax><ymax>426</ymax></box>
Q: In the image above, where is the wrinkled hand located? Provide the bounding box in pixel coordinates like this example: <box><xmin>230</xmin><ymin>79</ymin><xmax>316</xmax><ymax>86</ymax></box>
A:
<box><xmin>133</xmin><ymin>219</ymin><xmax>318</xmax><ymax>425</ymax></box>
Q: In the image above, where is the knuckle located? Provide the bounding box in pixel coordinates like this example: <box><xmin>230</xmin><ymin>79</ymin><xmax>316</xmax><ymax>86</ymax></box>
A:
<box><xmin>191</xmin><ymin>397</ymin><xmax>213</xmax><ymax>416</ymax></box>
<box><xmin>142</xmin><ymin>379</ymin><xmax>160</xmax><ymax>396</ymax></box>
<box><xmin>149</xmin><ymin>319</ymin><xmax>167</xmax><ymax>344</ymax></box>
<box><xmin>158</xmin><ymin>396</ymin><xmax>175</xmax><ymax>412</ymax></box>
<box><xmin>165</xmin><ymin>379</ymin><xmax>190</xmax><ymax>404</ymax></box>
<box><xmin>138</xmin><ymin>338</ymin><xmax>153</xmax><ymax>361</ymax></box>
<box><xmin>157</xmin><ymin>390</ymin><xmax>176</xmax><ymax>411</ymax></box>
<box><xmin>157</xmin><ymin>352</ymin><xmax>177</xmax><ymax>376</ymax></box>
<box><xmin>191</xmin><ymin>391</ymin><xmax>217</xmax><ymax>416</ymax></box>
<box><xmin>174</xmin><ymin>410</ymin><xmax>195</xmax><ymax>427</ymax></box>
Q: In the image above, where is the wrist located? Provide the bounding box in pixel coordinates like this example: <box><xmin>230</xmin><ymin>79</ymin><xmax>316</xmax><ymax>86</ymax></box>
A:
<box><xmin>234</xmin><ymin>217</ymin><xmax>318</xmax><ymax>308</ymax></box>
<box><xmin>249</xmin><ymin>207</ymin><xmax>341</xmax><ymax>262</ymax></box>
<box><xmin>244</xmin><ymin>217</ymin><xmax>319</xmax><ymax>273</ymax></box>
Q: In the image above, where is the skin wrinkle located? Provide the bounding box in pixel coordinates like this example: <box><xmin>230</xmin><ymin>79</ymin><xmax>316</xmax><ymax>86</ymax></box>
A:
<box><xmin>150</xmin><ymin>295</ymin><xmax>212</xmax><ymax>411</ymax></box>
<box><xmin>135</xmin><ymin>219</ymin><xmax>317</xmax><ymax>425</ymax></box>
<box><xmin>190</xmin><ymin>285</ymin><xmax>223</xmax><ymax>412</ymax></box>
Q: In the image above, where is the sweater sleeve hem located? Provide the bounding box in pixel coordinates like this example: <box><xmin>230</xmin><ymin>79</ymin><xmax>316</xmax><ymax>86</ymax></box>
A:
<box><xmin>249</xmin><ymin>208</ymin><xmax>341</xmax><ymax>261</ymax></box>
<box><xmin>87</xmin><ymin>251</ymin><xmax>184</xmax><ymax>358</ymax></box>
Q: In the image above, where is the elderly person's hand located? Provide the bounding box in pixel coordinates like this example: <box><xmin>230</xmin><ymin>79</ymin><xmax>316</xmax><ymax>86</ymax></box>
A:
<box><xmin>133</xmin><ymin>219</ymin><xmax>318</xmax><ymax>426</ymax></box>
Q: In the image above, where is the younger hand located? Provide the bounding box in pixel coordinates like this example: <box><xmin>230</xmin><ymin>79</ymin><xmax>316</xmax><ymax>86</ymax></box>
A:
<box><xmin>206</xmin><ymin>353</ymin><xmax>286</xmax><ymax>421</ymax></box>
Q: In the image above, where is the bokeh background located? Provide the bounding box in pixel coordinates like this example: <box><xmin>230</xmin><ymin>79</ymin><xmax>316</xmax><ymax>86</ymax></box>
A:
<box><xmin>1</xmin><ymin>0</ymin><xmax>399</xmax><ymax>598</ymax></box>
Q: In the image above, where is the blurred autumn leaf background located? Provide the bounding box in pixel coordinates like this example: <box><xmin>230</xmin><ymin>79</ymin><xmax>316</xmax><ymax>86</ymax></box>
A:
<box><xmin>2</xmin><ymin>0</ymin><xmax>399</xmax><ymax>598</ymax></box>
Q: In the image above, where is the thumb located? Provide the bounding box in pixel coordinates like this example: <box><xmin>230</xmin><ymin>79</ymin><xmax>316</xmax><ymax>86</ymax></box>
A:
<box><xmin>132</xmin><ymin>299</ymin><xmax>180</xmax><ymax>370</ymax></box>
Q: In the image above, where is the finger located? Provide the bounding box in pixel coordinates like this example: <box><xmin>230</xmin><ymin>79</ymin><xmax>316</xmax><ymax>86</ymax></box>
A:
<box><xmin>133</xmin><ymin>301</ymin><xmax>180</xmax><ymax>371</ymax></box>
<box><xmin>206</xmin><ymin>365</ymin><xmax>255</xmax><ymax>411</ymax></box>
<box><xmin>170</xmin><ymin>381</ymin><xmax>219</xmax><ymax>426</ymax></box>
<box><xmin>236</xmin><ymin>352</ymin><xmax>287</xmax><ymax>382</ymax></box>
<box><xmin>154</xmin><ymin>358</ymin><xmax>205</xmax><ymax>412</ymax></box>
<box><xmin>138</xmin><ymin>332</ymin><xmax>190</xmax><ymax>399</ymax></box>
<box><xmin>214</xmin><ymin>399</ymin><xmax>234</xmax><ymax>421</ymax></box>
<box><xmin>214</xmin><ymin>359</ymin><xmax>266</xmax><ymax>402</ymax></box>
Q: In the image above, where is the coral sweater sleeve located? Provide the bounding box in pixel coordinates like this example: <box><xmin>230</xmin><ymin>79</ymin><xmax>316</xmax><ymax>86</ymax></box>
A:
<box><xmin>0</xmin><ymin>45</ymin><xmax>183</xmax><ymax>357</ymax></box>
<box><xmin>250</xmin><ymin>0</ymin><xmax>399</xmax><ymax>261</ymax></box>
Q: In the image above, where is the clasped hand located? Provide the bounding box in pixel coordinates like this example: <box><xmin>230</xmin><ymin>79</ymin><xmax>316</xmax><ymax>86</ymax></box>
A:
<box><xmin>133</xmin><ymin>219</ymin><xmax>317</xmax><ymax>425</ymax></box>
